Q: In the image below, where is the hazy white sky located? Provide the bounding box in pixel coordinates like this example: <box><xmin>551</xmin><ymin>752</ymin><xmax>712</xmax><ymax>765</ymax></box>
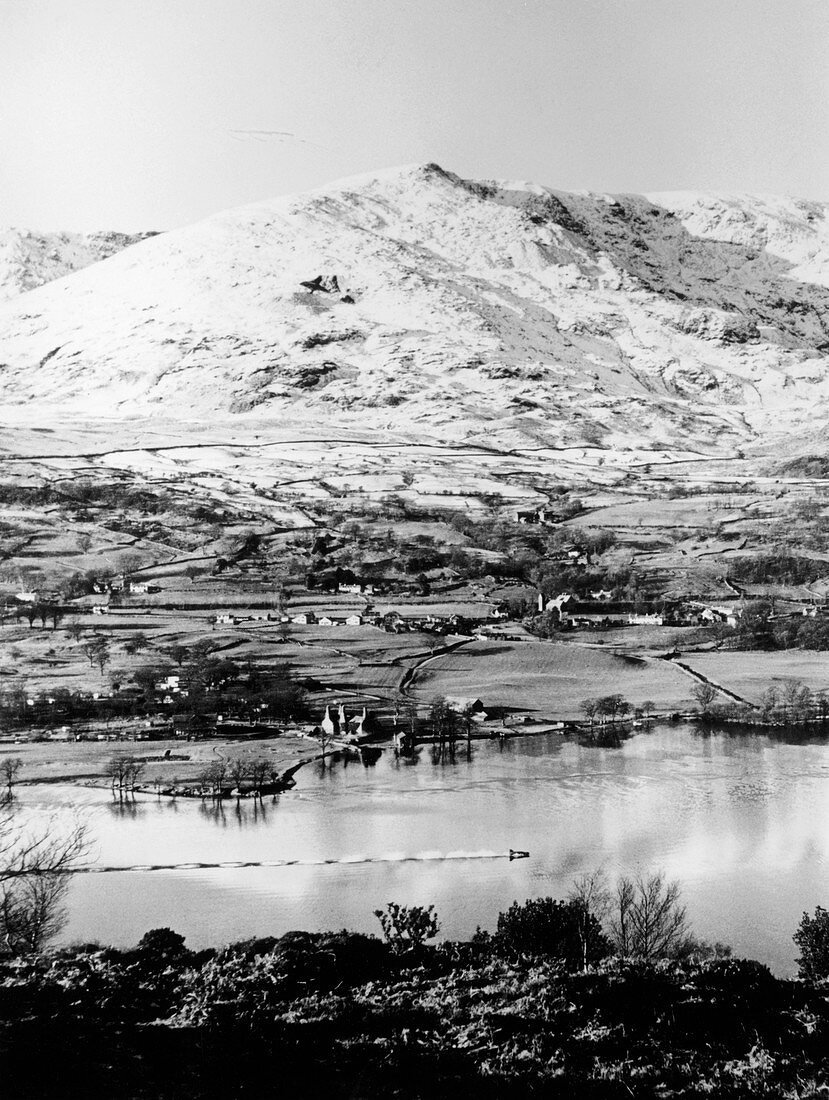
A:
<box><xmin>2</xmin><ymin>0</ymin><xmax>828</xmax><ymax>229</ymax></box>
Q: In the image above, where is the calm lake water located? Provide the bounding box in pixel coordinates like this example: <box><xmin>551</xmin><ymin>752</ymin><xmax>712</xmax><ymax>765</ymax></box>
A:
<box><xmin>17</xmin><ymin>723</ymin><xmax>829</xmax><ymax>976</ymax></box>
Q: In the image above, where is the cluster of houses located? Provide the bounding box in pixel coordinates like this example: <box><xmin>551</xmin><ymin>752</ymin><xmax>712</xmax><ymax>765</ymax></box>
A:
<box><xmin>210</xmin><ymin>606</ymin><xmax>513</xmax><ymax>633</ymax></box>
<box><xmin>90</xmin><ymin>576</ymin><xmax>161</xmax><ymax>597</ymax></box>
<box><xmin>515</xmin><ymin>506</ymin><xmax>559</xmax><ymax>525</ymax></box>
<box><xmin>537</xmin><ymin>592</ymin><xmax>747</xmax><ymax>630</ymax></box>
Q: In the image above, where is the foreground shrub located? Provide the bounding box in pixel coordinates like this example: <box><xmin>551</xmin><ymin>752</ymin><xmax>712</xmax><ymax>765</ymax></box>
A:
<box><xmin>374</xmin><ymin>903</ymin><xmax>440</xmax><ymax>952</ymax></box>
<box><xmin>794</xmin><ymin>906</ymin><xmax>829</xmax><ymax>981</ymax></box>
<box><xmin>176</xmin><ymin>930</ymin><xmax>390</xmax><ymax>1028</ymax></box>
<box><xmin>496</xmin><ymin>897</ymin><xmax>610</xmax><ymax>967</ymax></box>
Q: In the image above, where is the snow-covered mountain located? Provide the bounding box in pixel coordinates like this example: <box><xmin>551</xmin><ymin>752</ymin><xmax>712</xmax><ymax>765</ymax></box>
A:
<box><xmin>0</xmin><ymin>228</ymin><xmax>157</xmax><ymax>303</ymax></box>
<box><xmin>1</xmin><ymin>163</ymin><xmax>827</xmax><ymax>454</ymax></box>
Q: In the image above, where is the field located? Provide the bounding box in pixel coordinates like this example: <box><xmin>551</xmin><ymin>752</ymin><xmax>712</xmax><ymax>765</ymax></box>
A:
<box><xmin>5</xmin><ymin>417</ymin><xmax>829</xmax><ymax>740</ymax></box>
<box><xmin>0</xmin><ymin>730</ymin><xmax>317</xmax><ymax>787</ymax></box>
<box><xmin>679</xmin><ymin>651</ymin><xmax>829</xmax><ymax>704</ymax></box>
<box><xmin>409</xmin><ymin>639</ymin><xmax>695</xmax><ymax>718</ymax></box>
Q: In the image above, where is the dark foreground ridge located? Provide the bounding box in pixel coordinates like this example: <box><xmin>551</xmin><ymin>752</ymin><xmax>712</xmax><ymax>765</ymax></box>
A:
<box><xmin>3</xmin><ymin>926</ymin><xmax>829</xmax><ymax>1098</ymax></box>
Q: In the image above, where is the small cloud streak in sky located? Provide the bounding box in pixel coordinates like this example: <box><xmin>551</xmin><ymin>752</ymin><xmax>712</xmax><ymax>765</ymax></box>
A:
<box><xmin>227</xmin><ymin>128</ymin><xmax>328</xmax><ymax>150</ymax></box>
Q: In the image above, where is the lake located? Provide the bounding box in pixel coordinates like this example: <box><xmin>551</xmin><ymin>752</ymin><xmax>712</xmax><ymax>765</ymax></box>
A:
<box><xmin>16</xmin><ymin>722</ymin><xmax>829</xmax><ymax>975</ymax></box>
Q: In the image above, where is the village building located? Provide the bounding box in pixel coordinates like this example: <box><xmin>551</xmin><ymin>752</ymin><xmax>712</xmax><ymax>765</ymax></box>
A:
<box><xmin>515</xmin><ymin>507</ymin><xmax>553</xmax><ymax>525</ymax></box>
<box><xmin>445</xmin><ymin>696</ymin><xmax>488</xmax><ymax>721</ymax></box>
<box><xmin>319</xmin><ymin>703</ymin><xmax>377</xmax><ymax>741</ymax></box>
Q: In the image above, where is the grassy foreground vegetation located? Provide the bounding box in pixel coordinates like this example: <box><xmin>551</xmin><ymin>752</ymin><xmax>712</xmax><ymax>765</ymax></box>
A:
<box><xmin>3</xmin><ymin>887</ymin><xmax>829</xmax><ymax>1098</ymax></box>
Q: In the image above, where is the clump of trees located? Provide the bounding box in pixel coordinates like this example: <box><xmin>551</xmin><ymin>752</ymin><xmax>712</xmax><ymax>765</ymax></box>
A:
<box><xmin>494</xmin><ymin>870</ymin><xmax>711</xmax><ymax>967</ymax></box>
<box><xmin>698</xmin><ymin>679</ymin><xmax>827</xmax><ymax>728</ymax></box>
<box><xmin>105</xmin><ymin>754</ymin><xmax>145</xmax><ymax>797</ymax></box>
<box><xmin>579</xmin><ymin>694</ymin><xmax>632</xmax><ymax>727</ymax></box>
<box><xmin>730</xmin><ymin>554</ymin><xmax>826</xmax><ymax>587</ymax></box>
<box><xmin>196</xmin><ymin>755</ymin><xmax>279</xmax><ymax>800</ymax></box>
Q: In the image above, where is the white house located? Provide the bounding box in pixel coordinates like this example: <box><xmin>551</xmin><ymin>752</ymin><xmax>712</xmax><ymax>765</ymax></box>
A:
<box><xmin>539</xmin><ymin>592</ymin><xmax>574</xmax><ymax>614</ymax></box>
<box><xmin>215</xmin><ymin>613</ymin><xmax>237</xmax><ymax>625</ymax></box>
<box><xmin>344</xmin><ymin>614</ymin><xmax>363</xmax><ymax>626</ymax></box>
<box><xmin>318</xmin><ymin>616</ymin><xmax>336</xmax><ymax>626</ymax></box>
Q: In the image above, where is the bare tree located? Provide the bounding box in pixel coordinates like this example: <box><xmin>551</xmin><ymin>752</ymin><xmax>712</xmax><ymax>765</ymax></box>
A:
<box><xmin>691</xmin><ymin>681</ymin><xmax>718</xmax><ymax>714</ymax></box>
<box><xmin>580</xmin><ymin>698</ymin><xmax>598</xmax><ymax>728</ymax></box>
<box><xmin>228</xmin><ymin>756</ymin><xmax>249</xmax><ymax>797</ymax></box>
<box><xmin>569</xmin><ymin>868</ymin><xmax>611</xmax><ymax>970</ymax></box>
<box><xmin>0</xmin><ymin>812</ymin><xmax>88</xmax><ymax>955</ymax></box>
<box><xmin>83</xmin><ymin>634</ymin><xmax>111</xmax><ymax>674</ymax></box>
<box><xmin>248</xmin><ymin>757</ymin><xmax>275</xmax><ymax>798</ymax></box>
<box><xmin>199</xmin><ymin>760</ymin><xmax>227</xmax><ymax>800</ymax></box>
<box><xmin>609</xmin><ymin>871</ymin><xmax>689</xmax><ymax>959</ymax></box>
<box><xmin>1</xmin><ymin>758</ymin><xmax>22</xmax><ymax>802</ymax></box>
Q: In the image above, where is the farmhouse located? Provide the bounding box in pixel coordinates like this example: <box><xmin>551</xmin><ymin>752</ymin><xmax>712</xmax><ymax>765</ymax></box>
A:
<box><xmin>291</xmin><ymin>612</ymin><xmax>317</xmax><ymax>625</ymax></box>
<box><xmin>126</xmin><ymin>581</ymin><xmax>160</xmax><ymax>595</ymax></box>
<box><xmin>445</xmin><ymin>696</ymin><xmax>488</xmax><ymax>720</ymax></box>
<box><xmin>515</xmin><ymin>507</ymin><xmax>553</xmax><ymax>525</ymax></box>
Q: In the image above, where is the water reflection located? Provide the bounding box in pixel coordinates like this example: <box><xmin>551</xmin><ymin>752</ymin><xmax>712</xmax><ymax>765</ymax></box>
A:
<box><xmin>106</xmin><ymin>797</ymin><xmax>143</xmax><ymax>820</ymax></box>
<box><xmin>13</xmin><ymin>723</ymin><xmax>829</xmax><ymax>976</ymax></box>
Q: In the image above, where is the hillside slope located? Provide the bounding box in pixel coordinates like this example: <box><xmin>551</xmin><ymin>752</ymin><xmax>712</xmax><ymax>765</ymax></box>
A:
<box><xmin>0</xmin><ymin>164</ymin><xmax>827</xmax><ymax>454</ymax></box>
<box><xmin>0</xmin><ymin>228</ymin><xmax>158</xmax><ymax>303</ymax></box>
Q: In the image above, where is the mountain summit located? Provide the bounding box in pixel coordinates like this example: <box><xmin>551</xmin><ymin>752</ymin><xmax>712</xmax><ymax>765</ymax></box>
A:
<box><xmin>1</xmin><ymin>163</ymin><xmax>828</xmax><ymax>453</ymax></box>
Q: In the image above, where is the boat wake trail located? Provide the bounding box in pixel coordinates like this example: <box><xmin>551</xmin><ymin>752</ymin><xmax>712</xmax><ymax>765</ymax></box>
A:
<box><xmin>74</xmin><ymin>850</ymin><xmax>521</xmax><ymax>874</ymax></box>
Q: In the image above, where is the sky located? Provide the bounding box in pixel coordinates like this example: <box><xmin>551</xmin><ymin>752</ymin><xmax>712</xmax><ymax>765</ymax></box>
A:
<box><xmin>1</xmin><ymin>0</ymin><xmax>828</xmax><ymax>230</ymax></box>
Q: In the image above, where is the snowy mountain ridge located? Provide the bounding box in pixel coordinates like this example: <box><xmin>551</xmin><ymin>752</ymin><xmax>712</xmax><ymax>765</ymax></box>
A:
<box><xmin>0</xmin><ymin>227</ymin><xmax>158</xmax><ymax>304</ymax></box>
<box><xmin>1</xmin><ymin>163</ymin><xmax>828</xmax><ymax>456</ymax></box>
